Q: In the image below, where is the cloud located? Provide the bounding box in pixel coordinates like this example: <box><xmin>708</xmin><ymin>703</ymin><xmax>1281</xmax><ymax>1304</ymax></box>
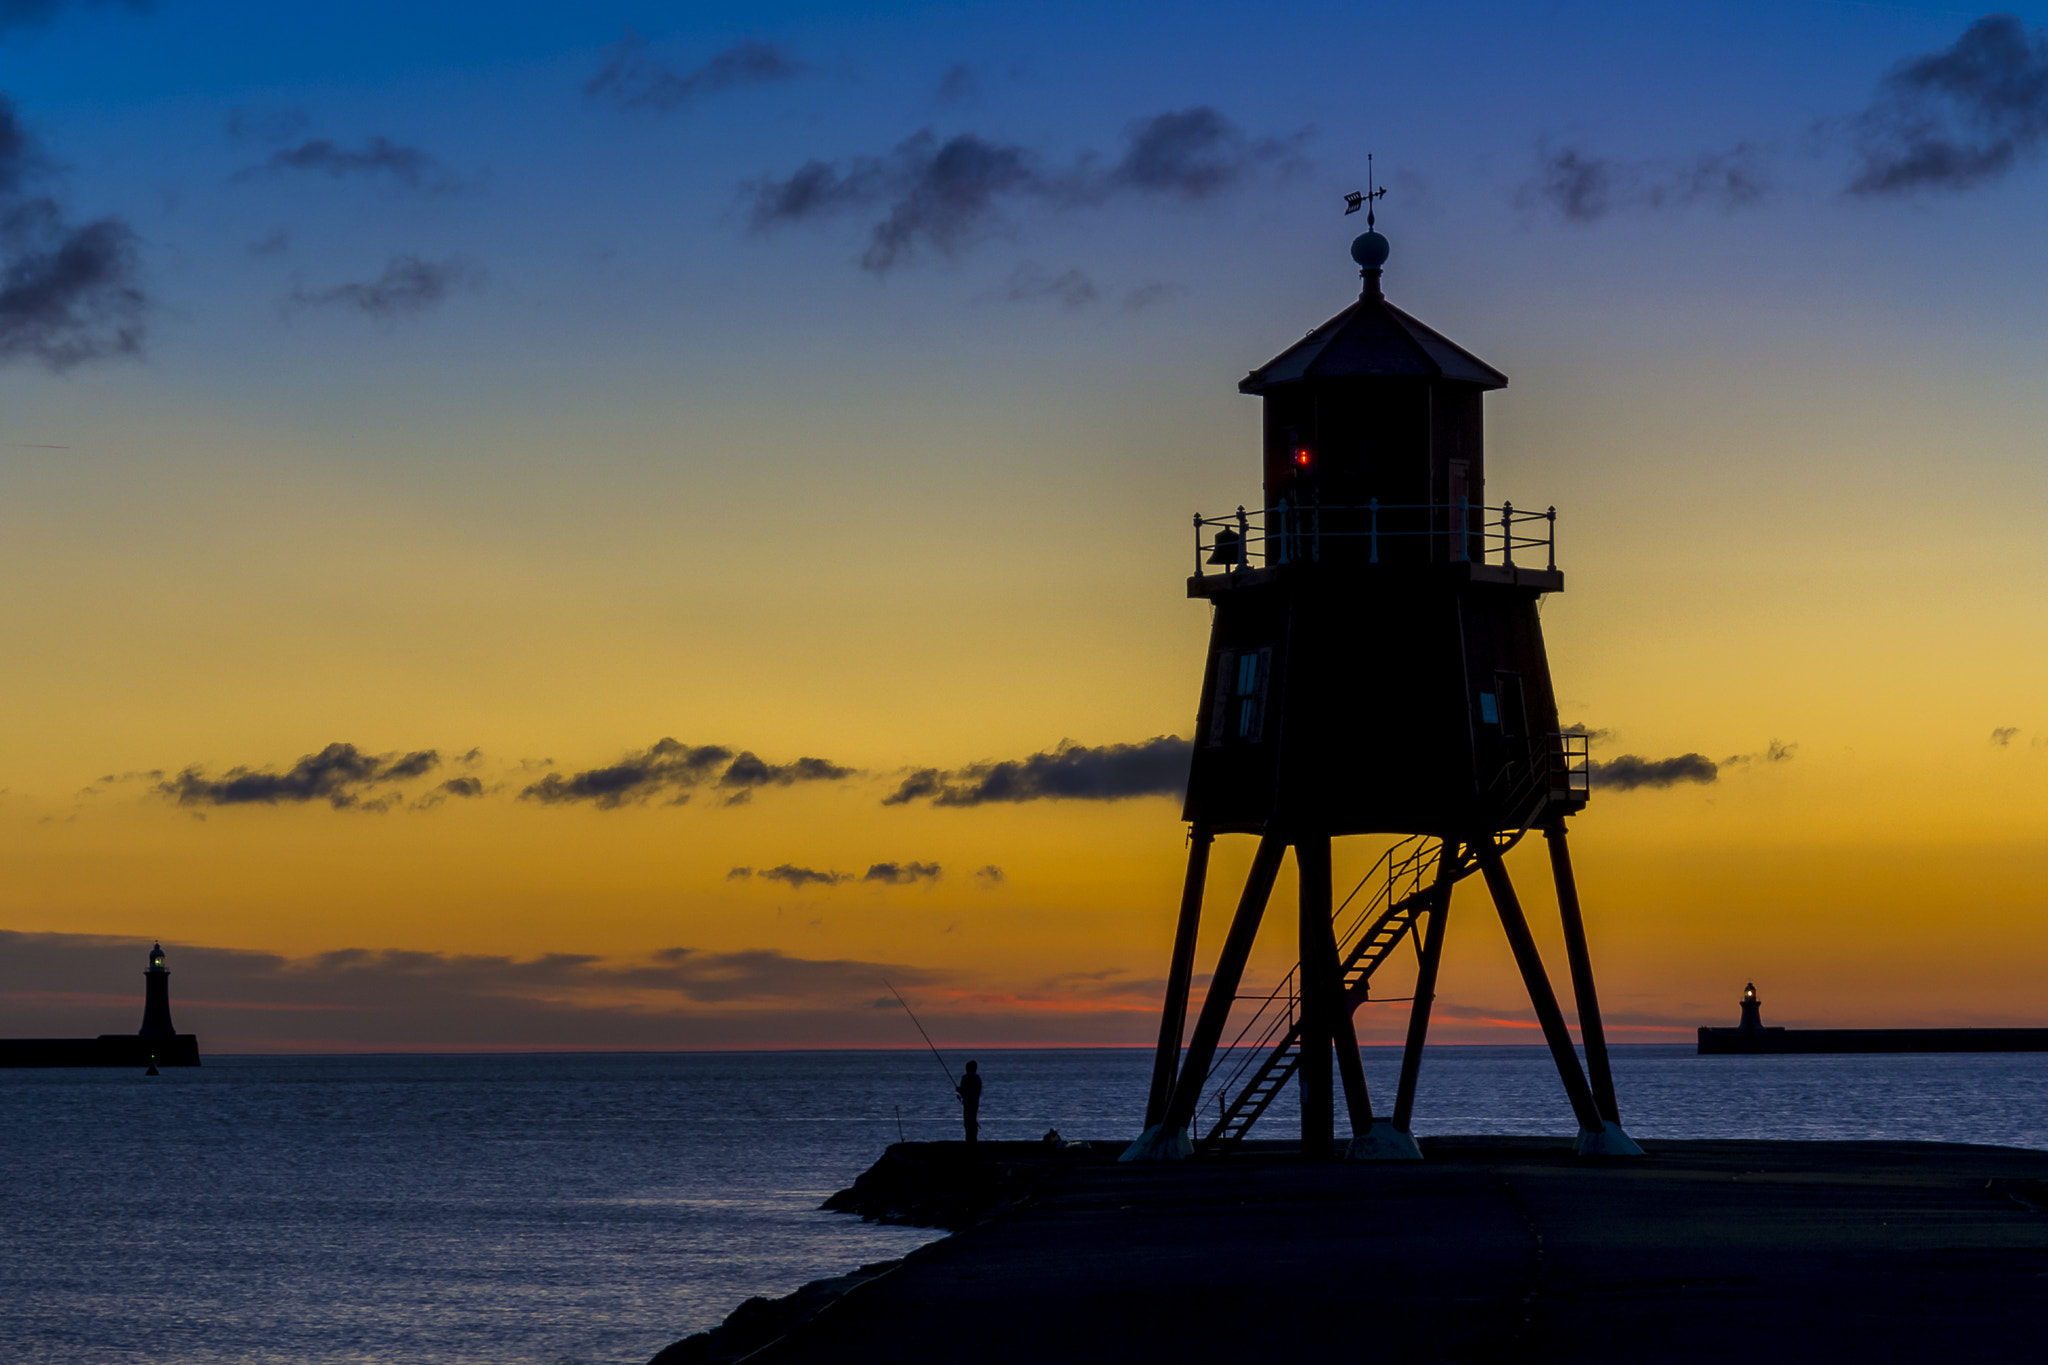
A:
<box><xmin>883</xmin><ymin>735</ymin><xmax>1190</xmax><ymax>807</ymax></box>
<box><xmin>1519</xmin><ymin>141</ymin><xmax>1768</xmax><ymax>222</ymax></box>
<box><xmin>0</xmin><ymin>95</ymin><xmax>146</xmax><ymax>370</ymax></box>
<box><xmin>1562</xmin><ymin>722</ymin><xmax>1614</xmax><ymax>746</ymax></box>
<box><xmin>934</xmin><ymin>63</ymin><xmax>976</xmax><ymax>104</ymax></box>
<box><xmin>521</xmin><ymin>738</ymin><xmax>851</xmax><ymax>810</ymax></box>
<box><xmin>974</xmin><ymin>864</ymin><xmax>1004</xmax><ymax>886</ymax></box>
<box><xmin>0</xmin><ymin>0</ymin><xmax>148</xmax><ymax>35</ymax></box>
<box><xmin>1992</xmin><ymin>725</ymin><xmax>2020</xmax><ymax>746</ymax></box>
<box><xmin>409</xmin><ymin>774</ymin><xmax>486</xmax><ymax>810</ymax></box>
<box><xmin>1004</xmin><ymin>262</ymin><xmax>1096</xmax><ymax>309</ymax></box>
<box><xmin>521</xmin><ymin>737</ymin><xmax>731</xmax><ymax>808</ymax></box>
<box><xmin>0</xmin><ymin>203</ymin><xmax>144</xmax><ymax>369</ymax></box>
<box><xmin>1121</xmin><ymin>280</ymin><xmax>1184</xmax><ymax>311</ymax></box>
<box><xmin>238</xmin><ymin>136</ymin><xmax>451</xmax><ymax>190</ymax></box>
<box><xmin>726</xmin><ymin>866</ymin><xmax>754</xmax><ymax>881</ymax></box>
<box><xmin>1593</xmin><ymin>752</ymin><xmax>1718</xmax><ymax>791</ymax></box>
<box><xmin>744</xmin><ymin>106</ymin><xmax>1292</xmax><ymax>273</ymax></box>
<box><xmin>0</xmin><ymin>95</ymin><xmax>42</xmax><ymax>194</ymax></box>
<box><xmin>155</xmin><ymin>743</ymin><xmax>441</xmax><ymax>810</ymax></box>
<box><xmin>1102</xmin><ymin>106</ymin><xmax>1292</xmax><ymax>200</ymax></box>
<box><xmin>717</xmin><ymin>751</ymin><xmax>855</xmax><ymax>795</ymax></box>
<box><xmin>1724</xmin><ymin>737</ymin><xmax>1800</xmax><ymax>767</ymax></box>
<box><xmin>758</xmin><ymin>863</ymin><xmax>850</xmax><ymax>889</ymax></box>
<box><xmin>0</xmin><ymin>929</ymin><xmax>965</xmax><ymax>1049</ymax></box>
<box><xmin>245</xmin><ymin>227</ymin><xmax>290</xmax><ymax>257</ymax></box>
<box><xmin>288</xmin><ymin>255</ymin><xmax>481</xmax><ymax>319</ymax></box>
<box><xmin>863</xmin><ymin>861</ymin><xmax>941</xmax><ymax>885</ymax></box>
<box><xmin>1850</xmin><ymin>15</ymin><xmax>2048</xmax><ymax>195</ymax></box>
<box><xmin>860</xmin><ymin>132</ymin><xmax>1039</xmax><ymax>272</ymax></box>
<box><xmin>223</xmin><ymin>107</ymin><xmax>312</xmax><ymax>145</ymax></box>
<box><xmin>585</xmin><ymin>32</ymin><xmax>804</xmax><ymax>111</ymax></box>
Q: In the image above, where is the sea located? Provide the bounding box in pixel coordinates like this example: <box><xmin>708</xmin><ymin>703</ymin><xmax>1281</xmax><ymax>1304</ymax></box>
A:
<box><xmin>4</xmin><ymin>1045</ymin><xmax>2046</xmax><ymax>1365</ymax></box>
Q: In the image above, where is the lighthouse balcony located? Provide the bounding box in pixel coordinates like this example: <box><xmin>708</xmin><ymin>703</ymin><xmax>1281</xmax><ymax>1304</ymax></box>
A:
<box><xmin>1189</xmin><ymin>499</ymin><xmax>1562</xmax><ymax>595</ymax></box>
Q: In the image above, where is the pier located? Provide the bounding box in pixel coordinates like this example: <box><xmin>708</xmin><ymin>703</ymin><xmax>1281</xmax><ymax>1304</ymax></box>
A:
<box><xmin>660</xmin><ymin>1136</ymin><xmax>2048</xmax><ymax>1363</ymax></box>
<box><xmin>1699</xmin><ymin>984</ymin><xmax>2048</xmax><ymax>1054</ymax></box>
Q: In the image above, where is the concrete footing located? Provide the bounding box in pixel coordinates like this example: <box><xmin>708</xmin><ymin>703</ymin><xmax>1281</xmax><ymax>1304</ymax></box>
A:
<box><xmin>1117</xmin><ymin>1123</ymin><xmax>1192</xmax><ymax>1163</ymax></box>
<box><xmin>1573</xmin><ymin>1122</ymin><xmax>1645</xmax><ymax>1157</ymax></box>
<box><xmin>1347</xmin><ymin>1119</ymin><xmax>1425</xmax><ymax>1161</ymax></box>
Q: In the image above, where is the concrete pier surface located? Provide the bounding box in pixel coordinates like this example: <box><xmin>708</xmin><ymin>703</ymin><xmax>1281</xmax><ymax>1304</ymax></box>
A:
<box><xmin>705</xmin><ymin>1137</ymin><xmax>2048</xmax><ymax>1364</ymax></box>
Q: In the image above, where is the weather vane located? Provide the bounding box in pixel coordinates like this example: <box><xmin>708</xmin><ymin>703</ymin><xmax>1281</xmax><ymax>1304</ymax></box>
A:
<box><xmin>1342</xmin><ymin>153</ymin><xmax>1387</xmax><ymax>229</ymax></box>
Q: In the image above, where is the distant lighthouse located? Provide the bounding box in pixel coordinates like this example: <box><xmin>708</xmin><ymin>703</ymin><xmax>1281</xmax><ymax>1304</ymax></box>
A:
<box><xmin>0</xmin><ymin>940</ymin><xmax>200</xmax><ymax>1067</ymax></box>
<box><xmin>140</xmin><ymin>943</ymin><xmax>177</xmax><ymax>1038</ymax></box>
<box><xmin>1738</xmin><ymin>982</ymin><xmax>1764</xmax><ymax>1034</ymax></box>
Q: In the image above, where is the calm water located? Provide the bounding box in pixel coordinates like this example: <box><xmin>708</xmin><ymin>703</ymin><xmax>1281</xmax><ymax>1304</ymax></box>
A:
<box><xmin>4</xmin><ymin>1045</ymin><xmax>2045</xmax><ymax>1365</ymax></box>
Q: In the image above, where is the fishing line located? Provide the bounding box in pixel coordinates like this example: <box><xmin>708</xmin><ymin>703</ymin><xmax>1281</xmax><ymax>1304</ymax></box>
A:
<box><xmin>883</xmin><ymin>978</ymin><xmax>957</xmax><ymax>1090</ymax></box>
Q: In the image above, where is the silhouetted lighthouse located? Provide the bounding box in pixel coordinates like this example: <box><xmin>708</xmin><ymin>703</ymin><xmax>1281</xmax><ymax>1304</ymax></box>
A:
<box><xmin>1126</xmin><ymin>221</ymin><xmax>1639</xmax><ymax>1161</ymax></box>
<box><xmin>140</xmin><ymin>943</ymin><xmax>176</xmax><ymax>1038</ymax></box>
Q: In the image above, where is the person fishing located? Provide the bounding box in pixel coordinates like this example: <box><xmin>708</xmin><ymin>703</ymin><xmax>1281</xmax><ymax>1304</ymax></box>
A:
<box><xmin>957</xmin><ymin>1060</ymin><xmax>982</xmax><ymax>1145</ymax></box>
<box><xmin>885</xmin><ymin>980</ymin><xmax>985</xmax><ymax>1145</ymax></box>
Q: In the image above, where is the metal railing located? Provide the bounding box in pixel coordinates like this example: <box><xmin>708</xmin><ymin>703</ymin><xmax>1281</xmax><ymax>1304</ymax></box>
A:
<box><xmin>1194</xmin><ymin>835</ymin><xmax>1440</xmax><ymax>1142</ymax></box>
<box><xmin>1193</xmin><ymin>499</ymin><xmax>1557</xmax><ymax>576</ymax></box>
<box><xmin>1557</xmin><ymin>730</ymin><xmax>1591</xmax><ymax>798</ymax></box>
<box><xmin>1188</xmin><ymin>733</ymin><xmax>1592</xmax><ymax>1149</ymax></box>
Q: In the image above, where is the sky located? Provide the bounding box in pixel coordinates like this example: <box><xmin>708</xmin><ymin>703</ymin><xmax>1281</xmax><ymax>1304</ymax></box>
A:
<box><xmin>3</xmin><ymin>0</ymin><xmax>2048</xmax><ymax>1056</ymax></box>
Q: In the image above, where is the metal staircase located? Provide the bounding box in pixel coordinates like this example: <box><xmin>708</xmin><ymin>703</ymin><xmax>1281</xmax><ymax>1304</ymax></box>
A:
<box><xmin>1191</xmin><ymin>804</ymin><xmax>1565</xmax><ymax>1154</ymax></box>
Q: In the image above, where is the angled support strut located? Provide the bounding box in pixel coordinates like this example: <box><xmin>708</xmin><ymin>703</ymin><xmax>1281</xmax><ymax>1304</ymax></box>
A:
<box><xmin>1145</xmin><ymin>825</ymin><xmax>1214</xmax><ymax>1129</ymax></box>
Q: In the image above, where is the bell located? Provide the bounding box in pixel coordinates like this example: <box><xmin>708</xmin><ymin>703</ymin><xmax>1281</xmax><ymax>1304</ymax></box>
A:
<box><xmin>1207</xmin><ymin>527</ymin><xmax>1243</xmax><ymax>566</ymax></box>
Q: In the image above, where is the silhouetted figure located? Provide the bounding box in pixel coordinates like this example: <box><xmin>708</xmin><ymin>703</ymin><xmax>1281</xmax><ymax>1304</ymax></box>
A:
<box><xmin>957</xmin><ymin>1060</ymin><xmax>981</xmax><ymax>1144</ymax></box>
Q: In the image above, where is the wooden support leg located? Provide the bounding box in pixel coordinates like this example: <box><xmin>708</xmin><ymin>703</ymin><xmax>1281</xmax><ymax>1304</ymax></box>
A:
<box><xmin>1391</xmin><ymin>838</ymin><xmax>1459</xmax><ymax>1133</ymax></box>
<box><xmin>1296</xmin><ymin>837</ymin><xmax>1335</xmax><ymax>1160</ymax></box>
<box><xmin>1145</xmin><ymin>826</ymin><xmax>1214</xmax><ymax>1129</ymax></box>
<box><xmin>1545</xmin><ymin>820</ymin><xmax>1620</xmax><ymax>1125</ymax></box>
<box><xmin>1478</xmin><ymin>842</ymin><xmax>1607</xmax><ymax>1134</ymax></box>
<box><xmin>1159</xmin><ymin>832</ymin><xmax>1288</xmax><ymax>1139</ymax></box>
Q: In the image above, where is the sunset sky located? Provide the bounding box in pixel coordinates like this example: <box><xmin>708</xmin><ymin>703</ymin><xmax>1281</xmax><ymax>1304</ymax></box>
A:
<box><xmin>4</xmin><ymin>1</ymin><xmax>2047</xmax><ymax>1054</ymax></box>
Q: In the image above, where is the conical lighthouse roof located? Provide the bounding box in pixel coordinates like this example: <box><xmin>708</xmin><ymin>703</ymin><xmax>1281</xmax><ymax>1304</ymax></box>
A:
<box><xmin>1239</xmin><ymin>289</ymin><xmax>1508</xmax><ymax>395</ymax></box>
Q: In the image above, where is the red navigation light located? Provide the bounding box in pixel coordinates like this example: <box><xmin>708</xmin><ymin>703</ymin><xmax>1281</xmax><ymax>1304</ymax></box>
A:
<box><xmin>1293</xmin><ymin>447</ymin><xmax>1312</xmax><ymax>468</ymax></box>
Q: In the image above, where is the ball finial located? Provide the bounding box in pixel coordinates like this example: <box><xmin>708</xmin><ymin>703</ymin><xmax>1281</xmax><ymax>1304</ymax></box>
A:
<box><xmin>1350</xmin><ymin>232</ymin><xmax>1390</xmax><ymax>269</ymax></box>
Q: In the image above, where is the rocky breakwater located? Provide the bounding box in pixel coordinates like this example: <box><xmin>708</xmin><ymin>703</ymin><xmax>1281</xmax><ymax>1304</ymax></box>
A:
<box><xmin>649</xmin><ymin>1140</ymin><xmax>1107</xmax><ymax>1364</ymax></box>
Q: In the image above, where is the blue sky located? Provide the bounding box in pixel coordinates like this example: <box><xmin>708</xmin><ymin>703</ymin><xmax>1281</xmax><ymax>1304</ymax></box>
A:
<box><xmin>6</xmin><ymin>2</ymin><xmax>2048</xmax><ymax>1047</ymax></box>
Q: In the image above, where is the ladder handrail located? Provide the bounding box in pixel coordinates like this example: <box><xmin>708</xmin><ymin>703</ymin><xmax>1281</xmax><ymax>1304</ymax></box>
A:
<box><xmin>1191</xmin><ymin>823</ymin><xmax>1545</xmax><ymax>1153</ymax></box>
<box><xmin>1195</xmin><ymin>836</ymin><xmax>1427</xmax><ymax>1122</ymax></box>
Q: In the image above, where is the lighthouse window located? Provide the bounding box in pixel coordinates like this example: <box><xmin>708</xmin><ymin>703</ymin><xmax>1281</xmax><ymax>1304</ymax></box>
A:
<box><xmin>1478</xmin><ymin>692</ymin><xmax>1499</xmax><ymax>725</ymax></box>
<box><xmin>1208</xmin><ymin>647</ymin><xmax>1271</xmax><ymax>745</ymax></box>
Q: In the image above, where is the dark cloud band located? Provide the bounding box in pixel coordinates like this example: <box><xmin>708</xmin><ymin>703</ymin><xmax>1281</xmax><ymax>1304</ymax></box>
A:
<box><xmin>522</xmin><ymin>739</ymin><xmax>850</xmax><ymax>810</ymax></box>
<box><xmin>0</xmin><ymin>930</ymin><xmax>945</xmax><ymax>1049</ymax></box>
<box><xmin>157</xmin><ymin>743</ymin><xmax>441</xmax><ymax>810</ymax></box>
<box><xmin>884</xmin><ymin>736</ymin><xmax>1190</xmax><ymax>807</ymax></box>
<box><xmin>1593</xmin><ymin>753</ymin><xmax>1718</xmax><ymax>791</ymax></box>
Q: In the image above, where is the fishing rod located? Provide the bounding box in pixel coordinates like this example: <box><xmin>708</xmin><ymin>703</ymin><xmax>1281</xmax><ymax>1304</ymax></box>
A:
<box><xmin>883</xmin><ymin>979</ymin><xmax>957</xmax><ymax>1090</ymax></box>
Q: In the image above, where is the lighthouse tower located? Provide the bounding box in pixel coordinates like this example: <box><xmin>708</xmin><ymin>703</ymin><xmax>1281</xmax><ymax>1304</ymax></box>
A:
<box><xmin>1125</xmin><ymin>226</ymin><xmax>1640</xmax><ymax>1161</ymax></box>
<box><xmin>139</xmin><ymin>943</ymin><xmax>177</xmax><ymax>1038</ymax></box>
